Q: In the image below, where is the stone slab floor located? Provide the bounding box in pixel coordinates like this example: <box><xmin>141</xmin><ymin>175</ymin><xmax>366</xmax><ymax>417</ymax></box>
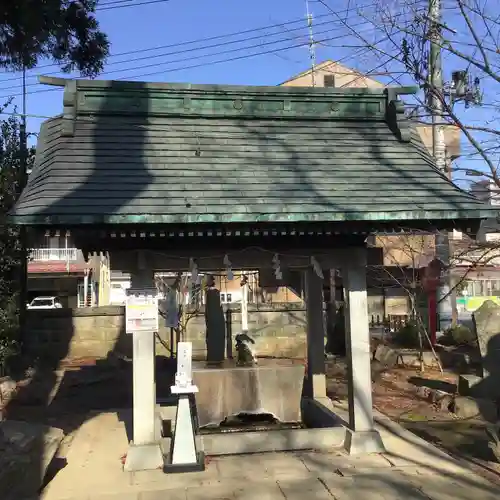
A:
<box><xmin>40</xmin><ymin>412</ymin><xmax>500</xmax><ymax>500</ymax></box>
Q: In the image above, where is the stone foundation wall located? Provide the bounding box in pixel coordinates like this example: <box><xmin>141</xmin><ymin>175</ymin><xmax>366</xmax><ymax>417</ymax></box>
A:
<box><xmin>25</xmin><ymin>307</ymin><xmax>127</xmax><ymax>361</ymax></box>
<box><xmin>25</xmin><ymin>304</ymin><xmax>307</xmax><ymax>362</ymax></box>
<box><xmin>180</xmin><ymin>304</ymin><xmax>307</xmax><ymax>360</ymax></box>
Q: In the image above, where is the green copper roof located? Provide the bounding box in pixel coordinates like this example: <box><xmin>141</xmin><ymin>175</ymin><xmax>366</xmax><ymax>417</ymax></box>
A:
<box><xmin>9</xmin><ymin>79</ymin><xmax>496</xmax><ymax>227</ymax></box>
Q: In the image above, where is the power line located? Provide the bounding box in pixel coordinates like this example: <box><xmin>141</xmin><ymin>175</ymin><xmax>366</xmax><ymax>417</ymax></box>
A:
<box><xmin>0</xmin><ymin>16</ymin><xmax>316</xmax><ymax>81</ymax></box>
<box><xmin>0</xmin><ymin>48</ymin><xmax>419</xmax><ymax>129</ymax></box>
<box><xmin>0</xmin><ymin>38</ymin><xmax>409</xmax><ymax>123</ymax></box>
<box><xmin>1</xmin><ymin>7</ymin><xmax>418</xmax><ymax>95</ymax></box>
<box><xmin>0</xmin><ymin>32</ymin><xmax>374</xmax><ymax>100</ymax></box>
<box><xmin>97</xmin><ymin>0</ymin><xmax>172</xmax><ymax>11</ymax></box>
<box><xmin>0</xmin><ymin>21</ymin><xmax>383</xmax><ymax>98</ymax></box>
<box><xmin>2</xmin><ymin>49</ymin><xmax>390</xmax><ymax>119</ymax></box>
<box><xmin>0</xmin><ymin>18</ymin><xmax>355</xmax><ymax>93</ymax></box>
<box><xmin>317</xmin><ymin>0</ymin><xmax>419</xmax><ymax>85</ymax></box>
<box><xmin>0</xmin><ymin>1</ymin><xmax>381</xmax><ymax>82</ymax></box>
<box><xmin>0</xmin><ymin>3</ymin><xmax>420</xmax><ymax>99</ymax></box>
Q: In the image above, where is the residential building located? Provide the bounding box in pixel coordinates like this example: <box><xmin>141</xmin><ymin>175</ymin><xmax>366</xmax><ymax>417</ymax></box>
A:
<box><xmin>469</xmin><ymin>179</ymin><xmax>500</xmax><ymax>242</ymax></box>
<box><xmin>280</xmin><ymin>60</ymin><xmax>466</xmax><ymax>319</ymax></box>
<box><xmin>471</xmin><ymin>179</ymin><xmax>500</xmax><ymax>206</ymax></box>
<box><xmin>28</xmin><ymin>231</ymin><xmax>107</xmax><ymax>308</ymax></box>
<box><xmin>281</xmin><ymin>60</ymin><xmax>461</xmax><ymax>161</ymax></box>
<box><xmin>28</xmin><ymin>231</ymin><xmax>87</xmax><ymax>308</ymax></box>
<box><xmin>108</xmin><ymin>270</ymin><xmax>302</xmax><ymax>307</ymax></box>
<box><xmin>451</xmin><ymin>180</ymin><xmax>500</xmax><ymax>312</ymax></box>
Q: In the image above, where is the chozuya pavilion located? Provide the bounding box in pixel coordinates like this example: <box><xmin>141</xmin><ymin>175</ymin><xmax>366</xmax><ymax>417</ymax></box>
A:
<box><xmin>10</xmin><ymin>77</ymin><xmax>494</xmax><ymax>469</ymax></box>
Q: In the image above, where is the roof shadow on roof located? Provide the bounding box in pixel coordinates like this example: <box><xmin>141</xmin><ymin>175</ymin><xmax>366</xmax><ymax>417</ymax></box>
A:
<box><xmin>33</xmin><ymin>80</ymin><xmax>153</xmax><ymax>227</ymax></box>
<box><xmin>233</xmin><ymin>96</ymin><xmax>478</xmax><ymax>229</ymax></box>
<box><xmin>11</xmin><ymin>83</ymin><xmax>491</xmax><ymax>230</ymax></box>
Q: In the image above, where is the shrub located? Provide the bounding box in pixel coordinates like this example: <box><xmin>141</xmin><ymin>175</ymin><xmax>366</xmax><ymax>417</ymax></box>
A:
<box><xmin>0</xmin><ymin>337</ymin><xmax>18</xmax><ymax>376</ymax></box>
<box><xmin>0</xmin><ymin>295</ymin><xmax>21</xmax><ymax>376</ymax></box>
<box><xmin>442</xmin><ymin>324</ymin><xmax>476</xmax><ymax>346</ymax></box>
<box><xmin>392</xmin><ymin>321</ymin><xmax>424</xmax><ymax>348</ymax></box>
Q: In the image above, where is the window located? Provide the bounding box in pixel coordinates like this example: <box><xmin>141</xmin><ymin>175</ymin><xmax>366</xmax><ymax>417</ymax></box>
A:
<box><xmin>323</xmin><ymin>74</ymin><xmax>336</xmax><ymax>87</ymax></box>
<box><xmin>30</xmin><ymin>298</ymin><xmax>54</xmax><ymax>307</ymax></box>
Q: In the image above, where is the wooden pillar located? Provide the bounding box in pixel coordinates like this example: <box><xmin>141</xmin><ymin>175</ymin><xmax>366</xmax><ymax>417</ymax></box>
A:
<box><xmin>325</xmin><ymin>269</ymin><xmax>337</xmax><ymax>355</ymax></box>
<box><xmin>124</xmin><ymin>254</ymin><xmax>163</xmax><ymax>471</ymax></box>
<box><xmin>304</xmin><ymin>267</ymin><xmax>327</xmax><ymax>399</ymax></box>
<box><xmin>342</xmin><ymin>247</ymin><xmax>385</xmax><ymax>454</ymax></box>
<box><xmin>98</xmin><ymin>253</ymin><xmax>111</xmax><ymax>306</ymax></box>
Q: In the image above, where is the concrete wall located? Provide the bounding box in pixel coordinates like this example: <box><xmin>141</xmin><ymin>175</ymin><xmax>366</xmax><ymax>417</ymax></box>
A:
<box><xmin>25</xmin><ymin>304</ymin><xmax>307</xmax><ymax>363</ymax></box>
<box><xmin>25</xmin><ymin>306</ymin><xmax>126</xmax><ymax>362</ymax></box>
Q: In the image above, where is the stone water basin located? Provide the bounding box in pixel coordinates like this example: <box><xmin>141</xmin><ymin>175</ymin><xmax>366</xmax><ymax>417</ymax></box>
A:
<box><xmin>192</xmin><ymin>359</ymin><xmax>305</xmax><ymax>428</ymax></box>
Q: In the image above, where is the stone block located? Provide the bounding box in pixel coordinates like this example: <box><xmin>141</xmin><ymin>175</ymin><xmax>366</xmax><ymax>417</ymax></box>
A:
<box><xmin>432</xmin><ymin>391</ymin><xmax>453</xmax><ymax>412</ymax></box>
<box><xmin>277</xmin><ymin>477</ymin><xmax>332</xmax><ymax>500</ymax></box>
<box><xmin>0</xmin><ymin>377</ymin><xmax>17</xmax><ymax>401</ymax></box>
<box><xmin>343</xmin><ymin>429</ymin><xmax>386</xmax><ymax>455</ymax></box>
<box><xmin>373</xmin><ymin>345</ymin><xmax>399</xmax><ymax>368</ymax></box>
<box><xmin>123</xmin><ymin>443</ymin><xmax>164</xmax><ymax>472</ymax></box>
<box><xmin>199</xmin><ymin>427</ymin><xmax>344</xmax><ymax>456</ymax></box>
<box><xmin>452</xmin><ymin>396</ymin><xmax>498</xmax><ymax>422</ymax></box>
<box><xmin>104</xmin><ymin>328</ymin><xmax>122</xmax><ymax>344</ymax></box>
<box><xmin>0</xmin><ymin>421</ymin><xmax>64</xmax><ymax>500</ymax></box>
<box><xmin>192</xmin><ymin>362</ymin><xmax>305</xmax><ymax>427</ymax></box>
<box><xmin>458</xmin><ymin>374</ymin><xmax>483</xmax><ymax>396</ymax></box>
<box><xmin>23</xmin><ymin>306</ymin><xmax>309</xmax><ymax>362</ymax></box>
<box><xmin>68</xmin><ymin>340</ymin><xmax>111</xmax><ymax>359</ymax></box>
<box><xmin>472</xmin><ymin>300</ymin><xmax>500</xmax><ymax>383</ymax></box>
<box><xmin>254</xmin><ymin>335</ymin><xmax>306</xmax><ymax>358</ymax></box>
<box><xmin>486</xmin><ymin>425</ymin><xmax>500</xmax><ymax>463</ymax></box>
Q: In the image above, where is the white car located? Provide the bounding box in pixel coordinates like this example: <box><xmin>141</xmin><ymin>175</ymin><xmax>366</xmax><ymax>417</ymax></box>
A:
<box><xmin>27</xmin><ymin>296</ymin><xmax>63</xmax><ymax>309</ymax></box>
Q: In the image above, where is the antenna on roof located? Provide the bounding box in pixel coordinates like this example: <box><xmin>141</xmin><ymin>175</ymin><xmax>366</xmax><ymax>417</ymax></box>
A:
<box><xmin>306</xmin><ymin>0</ymin><xmax>316</xmax><ymax>87</ymax></box>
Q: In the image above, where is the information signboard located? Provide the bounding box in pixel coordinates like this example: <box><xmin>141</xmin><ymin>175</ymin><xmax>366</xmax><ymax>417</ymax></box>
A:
<box><xmin>125</xmin><ymin>287</ymin><xmax>159</xmax><ymax>334</ymax></box>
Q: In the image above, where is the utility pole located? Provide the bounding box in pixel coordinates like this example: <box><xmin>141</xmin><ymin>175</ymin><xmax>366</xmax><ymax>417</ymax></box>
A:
<box><xmin>306</xmin><ymin>0</ymin><xmax>316</xmax><ymax>87</ymax></box>
<box><xmin>428</xmin><ymin>0</ymin><xmax>454</xmax><ymax>331</ymax></box>
<box><xmin>18</xmin><ymin>64</ymin><xmax>28</xmax><ymax>340</ymax></box>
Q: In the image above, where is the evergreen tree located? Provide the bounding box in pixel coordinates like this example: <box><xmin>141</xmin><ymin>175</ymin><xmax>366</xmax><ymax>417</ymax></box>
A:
<box><xmin>1</xmin><ymin>1</ymin><xmax>109</xmax><ymax>76</ymax></box>
<box><xmin>0</xmin><ymin>103</ymin><xmax>35</xmax><ymax>372</ymax></box>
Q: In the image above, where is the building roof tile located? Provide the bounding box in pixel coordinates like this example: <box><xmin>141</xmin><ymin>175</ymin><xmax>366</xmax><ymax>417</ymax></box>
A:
<box><xmin>9</xmin><ymin>79</ymin><xmax>496</xmax><ymax>229</ymax></box>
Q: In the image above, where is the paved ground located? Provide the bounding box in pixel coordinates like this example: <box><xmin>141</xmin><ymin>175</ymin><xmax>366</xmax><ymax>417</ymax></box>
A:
<box><xmin>40</xmin><ymin>410</ymin><xmax>500</xmax><ymax>500</ymax></box>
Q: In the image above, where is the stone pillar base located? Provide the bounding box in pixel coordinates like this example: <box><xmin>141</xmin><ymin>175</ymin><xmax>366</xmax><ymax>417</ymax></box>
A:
<box><xmin>344</xmin><ymin>429</ymin><xmax>386</xmax><ymax>455</ymax></box>
<box><xmin>124</xmin><ymin>443</ymin><xmax>164</xmax><ymax>472</ymax></box>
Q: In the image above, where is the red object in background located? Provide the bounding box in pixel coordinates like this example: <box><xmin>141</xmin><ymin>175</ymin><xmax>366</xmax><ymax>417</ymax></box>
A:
<box><xmin>28</xmin><ymin>261</ymin><xmax>86</xmax><ymax>274</ymax></box>
<box><xmin>423</xmin><ymin>259</ymin><xmax>443</xmax><ymax>347</ymax></box>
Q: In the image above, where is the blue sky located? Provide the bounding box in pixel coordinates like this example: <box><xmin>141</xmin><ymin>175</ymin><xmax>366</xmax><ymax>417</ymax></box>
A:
<box><xmin>1</xmin><ymin>0</ymin><xmax>344</xmax><ymax>138</ymax></box>
<box><xmin>1</xmin><ymin>0</ymin><xmax>418</xmax><ymax>135</ymax></box>
<box><xmin>0</xmin><ymin>0</ymin><xmax>497</xmax><ymax>184</ymax></box>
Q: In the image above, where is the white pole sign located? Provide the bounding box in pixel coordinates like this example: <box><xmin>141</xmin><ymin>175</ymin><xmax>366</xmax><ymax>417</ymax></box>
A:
<box><xmin>126</xmin><ymin>287</ymin><xmax>159</xmax><ymax>334</ymax></box>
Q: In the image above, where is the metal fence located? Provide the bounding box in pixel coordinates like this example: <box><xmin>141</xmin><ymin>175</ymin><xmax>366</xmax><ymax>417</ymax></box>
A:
<box><xmin>369</xmin><ymin>314</ymin><xmax>409</xmax><ymax>332</ymax></box>
<box><xmin>30</xmin><ymin>248</ymin><xmax>78</xmax><ymax>261</ymax></box>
